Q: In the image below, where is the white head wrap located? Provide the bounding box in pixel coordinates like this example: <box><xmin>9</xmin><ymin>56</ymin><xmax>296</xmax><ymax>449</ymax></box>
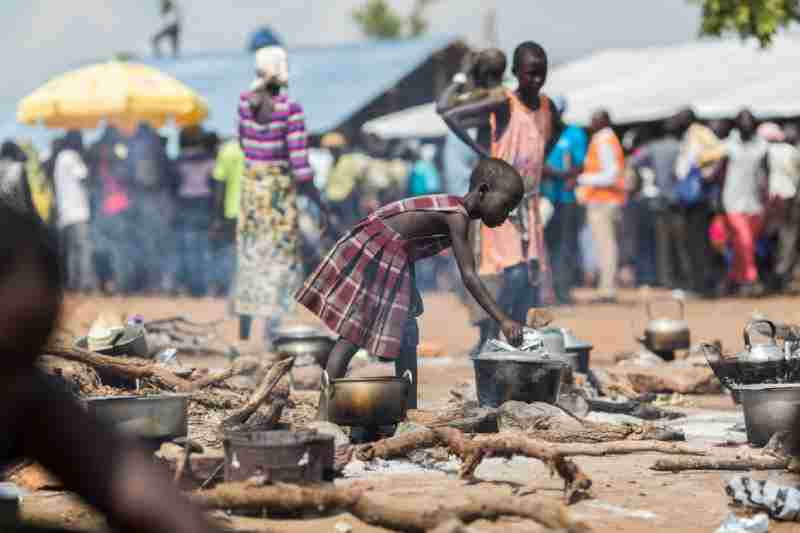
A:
<box><xmin>251</xmin><ymin>46</ymin><xmax>289</xmax><ymax>91</ymax></box>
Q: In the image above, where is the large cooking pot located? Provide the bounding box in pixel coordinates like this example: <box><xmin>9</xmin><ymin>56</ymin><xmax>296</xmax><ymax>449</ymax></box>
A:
<box><xmin>320</xmin><ymin>370</ymin><xmax>412</xmax><ymax>427</ymax></box>
<box><xmin>639</xmin><ymin>298</ymin><xmax>690</xmax><ymax>352</ymax></box>
<box><xmin>472</xmin><ymin>350</ymin><xmax>567</xmax><ymax>408</ymax></box>
<box><xmin>560</xmin><ymin>328</ymin><xmax>593</xmax><ymax>374</ymax></box>
<box><xmin>737</xmin><ymin>383</ymin><xmax>800</xmax><ymax>451</ymax></box>
<box><xmin>272</xmin><ymin>325</ymin><xmax>335</xmax><ymax>367</ymax></box>
<box><xmin>84</xmin><ymin>394</ymin><xmax>189</xmax><ymax>440</ymax></box>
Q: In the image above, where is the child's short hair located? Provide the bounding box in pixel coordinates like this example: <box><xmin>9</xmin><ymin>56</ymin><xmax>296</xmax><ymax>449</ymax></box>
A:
<box><xmin>469</xmin><ymin>158</ymin><xmax>524</xmax><ymax>200</ymax></box>
<box><xmin>513</xmin><ymin>41</ymin><xmax>548</xmax><ymax>70</ymax></box>
<box><xmin>473</xmin><ymin>48</ymin><xmax>507</xmax><ymax>87</ymax></box>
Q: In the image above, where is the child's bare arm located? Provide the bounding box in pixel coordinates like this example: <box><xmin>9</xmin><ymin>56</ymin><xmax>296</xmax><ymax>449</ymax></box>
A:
<box><xmin>440</xmin><ymin>93</ymin><xmax>507</xmax><ymax>159</ymax></box>
<box><xmin>445</xmin><ymin>212</ymin><xmax>523</xmax><ymax>345</ymax></box>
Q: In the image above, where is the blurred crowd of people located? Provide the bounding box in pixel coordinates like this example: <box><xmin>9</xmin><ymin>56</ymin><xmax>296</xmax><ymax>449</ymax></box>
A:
<box><xmin>0</xmin><ymin>123</ymin><xmax>449</xmax><ymax>298</ymax></box>
<box><xmin>535</xmin><ymin>104</ymin><xmax>800</xmax><ymax>303</ymax></box>
<box><xmin>0</xmin><ymin>124</ymin><xmax>233</xmax><ymax>297</ymax></box>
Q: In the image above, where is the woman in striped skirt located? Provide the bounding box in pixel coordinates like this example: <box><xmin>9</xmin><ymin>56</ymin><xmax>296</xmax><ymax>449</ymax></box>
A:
<box><xmin>235</xmin><ymin>46</ymin><xmax>326</xmax><ymax>350</ymax></box>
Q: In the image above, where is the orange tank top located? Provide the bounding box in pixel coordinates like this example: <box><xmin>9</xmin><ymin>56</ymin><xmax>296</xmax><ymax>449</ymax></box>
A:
<box><xmin>480</xmin><ymin>91</ymin><xmax>550</xmax><ymax>282</ymax></box>
<box><xmin>577</xmin><ymin>128</ymin><xmax>626</xmax><ymax>205</ymax></box>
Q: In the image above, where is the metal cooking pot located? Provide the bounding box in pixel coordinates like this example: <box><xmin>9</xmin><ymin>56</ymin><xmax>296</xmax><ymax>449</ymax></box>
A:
<box><xmin>472</xmin><ymin>350</ymin><xmax>567</xmax><ymax>408</ymax></box>
<box><xmin>84</xmin><ymin>394</ymin><xmax>189</xmax><ymax>440</ymax></box>
<box><xmin>272</xmin><ymin>325</ymin><xmax>336</xmax><ymax>367</ymax></box>
<box><xmin>639</xmin><ymin>298</ymin><xmax>690</xmax><ymax>352</ymax></box>
<box><xmin>320</xmin><ymin>370</ymin><xmax>412</xmax><ymax>427</ymax></box>
<box><xmin>737</xmin><ymin>383</ymin><xmax>800</xmax><ymax>451</ymax></box>
<box><xmin>74</xmin><ymin>326</ymin><xmax>149</xmax><ymax>358</ymax></box>
<box><xmin>560</xmin><ymin>328</ymin><xmax>593</xmax><ymax>373</ymax></box>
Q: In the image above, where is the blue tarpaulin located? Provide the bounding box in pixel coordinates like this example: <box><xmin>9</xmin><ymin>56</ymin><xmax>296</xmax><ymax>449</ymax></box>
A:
<box><xmin>1</xmin><ymin>34</ymin><xmax>457</xmax><ymax>148</ymax></box>
<box><xmin>147</xmin><ymin>34</ymin><xmax>457</xmax><ymax>136</ymax></box>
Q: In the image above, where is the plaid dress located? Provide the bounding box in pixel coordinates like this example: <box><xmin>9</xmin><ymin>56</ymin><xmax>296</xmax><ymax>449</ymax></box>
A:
<box><xmin>296</xmin><ymin>194</ymin><xmax>467</xmax><ymax>359</ymax></box>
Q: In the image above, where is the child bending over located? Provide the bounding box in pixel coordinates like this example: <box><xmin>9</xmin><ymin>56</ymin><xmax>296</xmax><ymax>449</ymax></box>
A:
<box><xmin>296</xmin><ymin>158</ymin><xmax>526</xmax><ymax>409</ymax></box>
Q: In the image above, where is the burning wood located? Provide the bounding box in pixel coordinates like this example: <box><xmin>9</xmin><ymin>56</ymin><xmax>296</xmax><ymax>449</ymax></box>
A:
<box><xmin>221</xmin><ymin>357</ymin><xmax>295</xmax><ymax>427</ymax></box>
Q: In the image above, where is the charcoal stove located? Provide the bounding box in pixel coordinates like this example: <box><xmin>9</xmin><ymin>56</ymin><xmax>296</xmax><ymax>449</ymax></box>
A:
<box><xmin>222</xmin><ymin>429</ymin><xmax>335</xmax><ymax>484</ymax></box>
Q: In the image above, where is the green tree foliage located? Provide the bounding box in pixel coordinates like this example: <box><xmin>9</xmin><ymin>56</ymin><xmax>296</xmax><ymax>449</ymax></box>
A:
<box><xmin>353</xmin><ymin>0</ymin><xmax>404</xmax><ymax>39</ymax></box>
<box><xmin>691</xmin><ymin>0</ymin><xmax>800</xmax><ymax>46</ymax></box>
<box><xmin>353</xmin><ymin>0</ymin><xmax>438</xmax><ymax>39</ymax></box>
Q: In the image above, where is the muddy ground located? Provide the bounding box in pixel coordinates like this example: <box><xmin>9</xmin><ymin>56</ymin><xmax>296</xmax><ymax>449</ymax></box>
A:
<box><xmin>59</xmin><ymin>288</ymin><xmax>800</xmax><ymax>532</ymax></box>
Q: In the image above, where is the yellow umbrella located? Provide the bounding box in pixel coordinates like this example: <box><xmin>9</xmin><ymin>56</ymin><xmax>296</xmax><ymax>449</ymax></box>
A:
<box><xmin>17</xmin><ymin>61</ymin><xmax>208</xmax><ymax>129</ymax></box>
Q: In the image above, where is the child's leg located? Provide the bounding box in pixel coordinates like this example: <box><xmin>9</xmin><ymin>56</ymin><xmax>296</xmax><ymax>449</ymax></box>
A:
<box><xmin>238</xmin><ymin>315</ymin><xmax>252</xmax><ymax>341</ymax></box>
<box><xmin>512</xmin><ymin>261</ymin><xmax>540</xmax><ymax>324</ymax></box>
<box><xmin>395</xmin><ymin>318</ymin><xmax>420</xmax><ymax>409</ymax></box>
<box><xmin>263</xmin><ymin>315</ymin><xmax>282</xmax><ymax>352</ymax></box>
<box><xmin>325</xmin><ymin>337</ymin><xmax>360</xmax><ymax>379</ymax></box>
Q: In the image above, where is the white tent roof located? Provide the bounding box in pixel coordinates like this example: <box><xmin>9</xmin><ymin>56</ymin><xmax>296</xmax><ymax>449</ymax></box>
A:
<box><xmin>363</xmin><ymin>35</ymin><xmax>800</xmax><ymax>138</ymax></box>
<box><xmin>547</xmin><ymin>35</ymin><xmax>800</xmax><ymax>125</ymax></box>
<box><xmin>362</xmin><ymin>103</ymin><xmax>446</xmax><ymax>138</ymax></box>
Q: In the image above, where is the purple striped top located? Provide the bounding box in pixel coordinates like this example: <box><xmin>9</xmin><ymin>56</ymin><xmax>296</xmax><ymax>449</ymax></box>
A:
<box><xmin>238</xmin><ymin>92</ymin><xmax>314</xmax><ymax>183</ymax></box>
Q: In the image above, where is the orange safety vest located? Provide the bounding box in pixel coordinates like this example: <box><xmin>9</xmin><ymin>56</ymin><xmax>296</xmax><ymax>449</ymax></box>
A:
<box><xmin>578</xmin><ymin>128</ymin><xmax>626</xmax><ymax>205</ymax></box>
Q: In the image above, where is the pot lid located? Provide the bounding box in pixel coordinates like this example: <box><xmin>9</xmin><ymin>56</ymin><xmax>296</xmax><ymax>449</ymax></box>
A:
<box><xmin>330</xmin><ymin>376</ymin><xmax>408</xmax><ymax>384</ymax></box>
<box><xmin>560</xmin><ymin>328</ymin><xmax>593</xmax><ymax>350</ymax></box>
<box><xmin>273</xmin><ymin>324</ymin><xmax>333</xmax><ymax>340</ymax></box>
<box><xmin>733</xmin><ymin>383</ymin><xmax>800</xmax><ymax>391</ymax></box>
<box><xmin>646</xmin><ymin>318</ymin><xmax>689</xmax><ymax>332</ymax></box>
<box><xmin>473</xmin><ymin>350</ymin><xmax>568</xmax><ymax>366</ymax></box>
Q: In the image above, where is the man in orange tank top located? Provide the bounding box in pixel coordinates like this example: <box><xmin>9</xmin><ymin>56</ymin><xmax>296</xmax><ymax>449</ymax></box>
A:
<box><xmin>576</xmin><ymin>110</ymin><xmax>626</xmax><ymax>303</ymax></box>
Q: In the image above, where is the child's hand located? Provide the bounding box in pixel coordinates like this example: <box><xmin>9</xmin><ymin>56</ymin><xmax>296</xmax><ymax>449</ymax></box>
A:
<box><xmin>501</xmin><ymin>319</ymin><xmax>524</xmax><ymax>347</ymax></box>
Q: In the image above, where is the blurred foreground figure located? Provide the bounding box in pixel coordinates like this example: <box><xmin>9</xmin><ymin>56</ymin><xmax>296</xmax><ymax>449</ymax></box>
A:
<box><xmin>0</xmin><ymin>203</ymin><xmax>212</xmax><ymax>533</ymax></box>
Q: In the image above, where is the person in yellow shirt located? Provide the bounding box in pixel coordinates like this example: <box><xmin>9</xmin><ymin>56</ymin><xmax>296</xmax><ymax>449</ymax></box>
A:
<box><xmin>20</xmin><ymin>141</ymin><xmax>54</xmax><ymax>225</ymax></box>
<box><xmin>322</xmin><ymin>133</ymin><xmax>368</xmax><ymax>237</ymax></box>
<box><xmin>211</xmin><ymin>136</ymin><xmax>245</xmax><ymax>295</ymax></box>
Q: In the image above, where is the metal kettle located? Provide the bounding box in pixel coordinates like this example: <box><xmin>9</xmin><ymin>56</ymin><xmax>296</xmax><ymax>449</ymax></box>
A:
<box><xmin>740</xmin><ymin>319</ymin><xmax>783</xmax><ymax>362</ymax></box>
<box><xmin>640</xmin><ymin>298</ymin><xmax>691</xmax><ymax>352</ymax></box>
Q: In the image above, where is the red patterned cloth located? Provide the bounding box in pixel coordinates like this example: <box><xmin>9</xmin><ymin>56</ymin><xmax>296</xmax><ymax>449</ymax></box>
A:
<box><xmin>296</xmin><ymin>195</ymin><xmax>467</xmax><ymax>359</ymax></box>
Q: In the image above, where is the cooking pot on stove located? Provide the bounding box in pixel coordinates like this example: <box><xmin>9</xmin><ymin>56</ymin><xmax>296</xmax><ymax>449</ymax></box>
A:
<box><xmin>638</xmin><ymin>298</ymin><xmax>690</xmax><ymax>352</ymax></box>
<box><xmin>320</xmin><ymin>370</ymin><xmax>412</xmax><ymax>427</ymax></box>
<box><xmin>702</xmin><ymin>320</ymin><xmax>786</xmax><ymax>395</ymax></box>
<box><xmin>272</xmin><ymin>325</ymin><xmax>336</xmax><ymax>367</ymax></box>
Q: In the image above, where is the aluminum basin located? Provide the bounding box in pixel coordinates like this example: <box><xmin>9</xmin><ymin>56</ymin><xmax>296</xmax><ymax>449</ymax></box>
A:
<box><xmin>85</xmin><ymin>394</ymin><xmax>189</xmax><ymax>440</ymax></box>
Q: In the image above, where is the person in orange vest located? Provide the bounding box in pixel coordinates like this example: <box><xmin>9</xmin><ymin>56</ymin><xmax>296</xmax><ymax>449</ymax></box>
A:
<box><xmin>576</xmin><ymin>110</ymin><xmax>626</xmax><ymax>303</ymax></box>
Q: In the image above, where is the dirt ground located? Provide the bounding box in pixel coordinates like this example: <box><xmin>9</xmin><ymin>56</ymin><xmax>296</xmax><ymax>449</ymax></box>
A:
<box><xmin>59</xmin><ymin>289</ymin><xmax>800</xmax><ymax>532</ymax></box>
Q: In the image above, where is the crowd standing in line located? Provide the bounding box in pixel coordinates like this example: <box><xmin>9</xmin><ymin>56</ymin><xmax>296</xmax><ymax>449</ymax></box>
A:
<box><xmin>2</xmin><ymin>44</ymin><xmax>800</xmax><ymax>356</ymax></box>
